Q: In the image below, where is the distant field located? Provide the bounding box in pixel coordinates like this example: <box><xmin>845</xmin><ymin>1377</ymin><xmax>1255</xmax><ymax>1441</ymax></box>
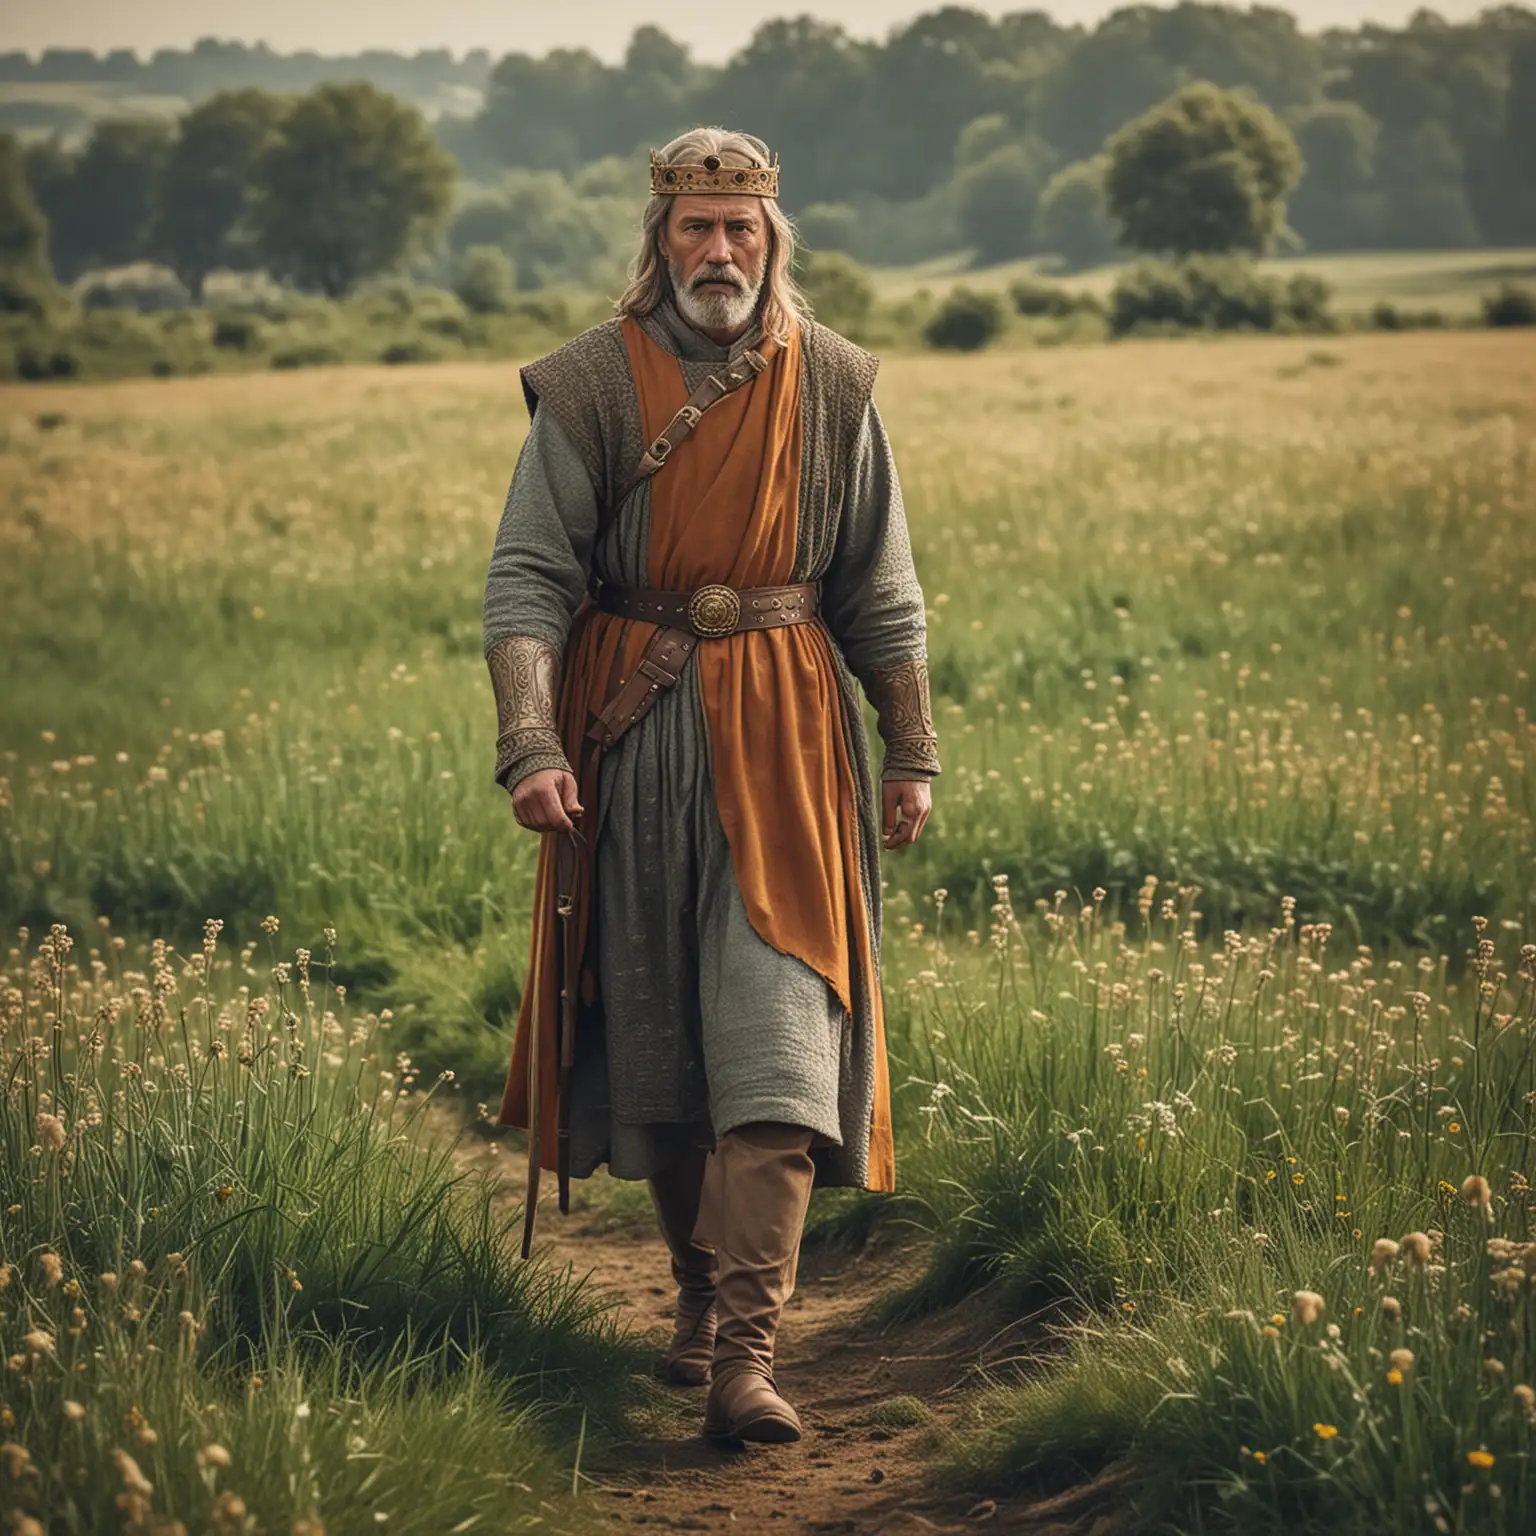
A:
<box><xmin>871</xmin><ymin>246</ymin><xmax>1536</xmax><ymax>318</ymax></box>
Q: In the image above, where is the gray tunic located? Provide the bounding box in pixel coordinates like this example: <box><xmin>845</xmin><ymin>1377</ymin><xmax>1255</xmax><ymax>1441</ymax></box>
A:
<box><xmin>483</xmin><ymin>303</ymin><xmax>927</xmax><ymax>1186</ymax></box>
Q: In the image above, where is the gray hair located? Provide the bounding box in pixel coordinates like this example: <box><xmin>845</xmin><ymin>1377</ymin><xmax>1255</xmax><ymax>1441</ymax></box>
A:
<box><xmin>616</xmin><ymin>127</ymin><xmax>810</xmax><ymax>346</ymax></box>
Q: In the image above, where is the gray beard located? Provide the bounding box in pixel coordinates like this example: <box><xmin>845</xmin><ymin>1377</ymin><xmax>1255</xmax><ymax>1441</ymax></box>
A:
<box><xmin>670</xmin><ymin>255</ymin><xmax>765</xmax><ymax>335</ymax></box>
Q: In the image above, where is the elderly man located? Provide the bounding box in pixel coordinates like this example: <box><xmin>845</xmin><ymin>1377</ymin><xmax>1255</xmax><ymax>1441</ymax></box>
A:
<box><xmin>482</xmin><ymin>127</ymin><xmax>938</xmax><ymax>1444</ymax></box>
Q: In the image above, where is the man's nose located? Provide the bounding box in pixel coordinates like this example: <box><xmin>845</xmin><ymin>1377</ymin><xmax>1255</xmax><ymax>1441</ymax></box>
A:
<box><xmin>702</xmin><ymin>223</ymin><xmax>733</xmax><ymax>265</ymax></box>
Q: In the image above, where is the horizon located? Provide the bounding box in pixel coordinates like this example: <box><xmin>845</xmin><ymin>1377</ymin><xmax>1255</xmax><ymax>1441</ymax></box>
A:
<box><xmin>0</xmin><ymin>1</ymin><xmax>1507</xmax><ymax>66</ymax></box>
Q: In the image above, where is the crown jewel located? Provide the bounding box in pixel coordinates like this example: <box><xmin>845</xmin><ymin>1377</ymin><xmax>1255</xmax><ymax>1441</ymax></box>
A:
<box><xmin>650</xmin><ymin>151</ymin><xmax>780</xmax><ymax>199</ymax></box>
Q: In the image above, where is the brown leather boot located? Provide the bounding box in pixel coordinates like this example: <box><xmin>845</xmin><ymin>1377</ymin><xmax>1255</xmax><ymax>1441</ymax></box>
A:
<box><xmin>702</xmin><ymin>1123</ymin><xmax>815</xmax><ymax>1444</ymax></box>
<box><xmin>648</xmin><ymin>1145</ymin><xmax>716</xmax><ymax>1387</ymax></box>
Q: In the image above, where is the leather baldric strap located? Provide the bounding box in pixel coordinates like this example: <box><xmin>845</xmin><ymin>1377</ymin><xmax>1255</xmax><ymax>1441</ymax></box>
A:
<box><xmin>616</xmin><ymin>347</ymin><xmax>768</xmax><ymax>507</ymax></box>
<box><xmin>587</xmin><ymin>341</ymin><xmax>779</xmax><ymax>755</ymax></box>
<box><xmin>586</xmin><ymin>582</ymin><xmax>820</xmax><ymax>751</ymax></box>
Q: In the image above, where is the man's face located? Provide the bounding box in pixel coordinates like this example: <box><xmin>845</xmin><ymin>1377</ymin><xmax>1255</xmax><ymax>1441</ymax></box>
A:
<box><xmin>660</xmin><ymin>196</ymin><xmax>770</xmax><ymax>336</ymax></box>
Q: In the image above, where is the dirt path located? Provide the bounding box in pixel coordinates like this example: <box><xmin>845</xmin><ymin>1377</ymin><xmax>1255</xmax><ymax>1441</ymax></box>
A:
<box><xmin>453</xmin><ymin>1123</ymin><xmax>1125</xmax><ymax>1536</ymax></box>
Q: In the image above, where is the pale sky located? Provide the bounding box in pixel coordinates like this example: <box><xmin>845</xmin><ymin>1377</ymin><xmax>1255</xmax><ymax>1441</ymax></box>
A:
<box><xmin>0</xmin><ymin>2</ymin><xmax>1503</xmax><ymax>65</ymax></box>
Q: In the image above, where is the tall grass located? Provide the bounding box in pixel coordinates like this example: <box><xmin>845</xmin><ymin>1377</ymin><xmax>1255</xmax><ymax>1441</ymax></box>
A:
<box><xmin>0</xmin><ymin>918</ymin><xmax>639</xmax><ymax>1532</ymax></box>
<box><xmin>877</xmin><ymin>884</ymin><xmax>1536</xmax><ymax>1529</ymax></box>
<box><xmin>1</xmin><ymin>329</ymin><xmax>1534</xmax><ymax>1525</ymax></box>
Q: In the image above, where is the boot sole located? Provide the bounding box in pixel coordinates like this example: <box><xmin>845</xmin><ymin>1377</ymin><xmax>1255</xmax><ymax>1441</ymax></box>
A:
<box><xmin>704</xmin><ymin>1412</ymin><xmax>802</xmax><ymax>1445</ymax></box>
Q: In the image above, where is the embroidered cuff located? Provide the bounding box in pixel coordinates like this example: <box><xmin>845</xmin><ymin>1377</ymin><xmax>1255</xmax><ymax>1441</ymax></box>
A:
<box><xmin>868</xmin><ymin>658</ymin><xmax>940</xmax><ymax>778</ymax></box>
<box><xmin>487</xmin><ymin>636</ymin><xmax>571</xmax><ymax>791</ymax></box>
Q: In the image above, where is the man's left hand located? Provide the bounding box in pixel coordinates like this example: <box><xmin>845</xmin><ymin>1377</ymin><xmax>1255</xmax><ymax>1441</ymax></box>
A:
<box><xmin>882</xmin><ymin>779</ymin><xmax>932</xmax><ymax>849</ymax></box>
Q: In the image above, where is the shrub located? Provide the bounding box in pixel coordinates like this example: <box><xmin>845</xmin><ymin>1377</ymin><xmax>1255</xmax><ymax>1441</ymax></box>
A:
<box><xmin>924</xmin><ymin>288</ymin><xmax>1005</xmax><ymax>351</ymax></box>
<box><xmin>1283</xmin><ymin>273</ymin><xmax>1334</xmax><ymax>329</ymax></box>
<box><xmin>1483</xmin><ymin>282</ymin><xmax>1536</xmax><ymax>327</ymax></box>
<box><xmin>271</xmin><ymin>343</ymin><xmax>342</xmax><ymax>370</ymax></box>
<box><xmin>1009</xmin><ymin>278</ymin><xmax>1080</xmax><ymax>318</ymax></box>
<box><xmin>211</xmin><ymin>313</ymin><xmax>264</xmax><ymax>351</ymax></box>
<box><xmin>1370</xmin><ymin>301</ymin><xmax>1447</xmax><ymax>332</ymax></box>
<box><xmin>381</xmin><ymin>339</ymin><xmax>440</xmax><ymax>365</ymax></box>
<box><xmin>13</xmin><ymin>343</ymin><xmax>78</xmax><ymax>380</ymax></box>
<box><xmin>0</xmin><ymin>265</ymin><xmax>62</xmax><ymax>317</ymax></box>
<box><xmin>1110</xmin><ymin>257</ymin><xmax>1334</xmax><ymax>337</ymax></box>
<box><xmin>797</xmin><ymin>250</ymin><xmax>876</xmax><ymax>338</ymax></box>
<box><xmin>76</xmin><ymin>263</ymin><xmax>192</xmax><ymax>312</ymax></box>
<box><xmin>454</xmin><ymin>244</ymin><xmax>517</xmax><ymax>315</ymax></box>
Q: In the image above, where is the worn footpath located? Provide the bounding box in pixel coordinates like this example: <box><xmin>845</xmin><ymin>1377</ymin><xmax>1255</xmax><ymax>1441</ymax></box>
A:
<box><xmin>452</xmin><ymin>1123</ymin><xmax>1133</xmax><ymax>1536</ymax></box>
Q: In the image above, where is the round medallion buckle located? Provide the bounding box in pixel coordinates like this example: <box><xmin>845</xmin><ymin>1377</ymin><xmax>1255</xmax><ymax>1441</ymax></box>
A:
<box><xmin>687</xmin><ymin>584</ymin><xmax>741</xmax><ymax>638</ymax></box>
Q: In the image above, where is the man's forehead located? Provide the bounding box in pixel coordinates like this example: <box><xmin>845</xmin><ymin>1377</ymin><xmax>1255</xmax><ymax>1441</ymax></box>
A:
<box><xmin>669</xmin><ymin>196</ymin><xmax>766</xmax><ymax>222</ymax></box>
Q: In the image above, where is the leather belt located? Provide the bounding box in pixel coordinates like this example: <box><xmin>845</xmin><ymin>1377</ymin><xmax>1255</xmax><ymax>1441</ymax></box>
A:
<box><xmin>594</xmin><ymin>580</ymin><xmax>818</xmax><ymax>638</ymax></box>
<box><xmin>586</xmin><ymin>581</ymin><xmax>820</xmax><ymax>750</ymax></box>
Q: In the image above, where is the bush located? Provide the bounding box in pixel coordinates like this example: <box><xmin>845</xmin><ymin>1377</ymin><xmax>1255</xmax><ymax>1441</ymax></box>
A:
<box><xmin>76</xmin><ymin>263</ymin><xmax>191</xmax><ymax>312</ymax></box>
<box><xmin>381</xmin><ymin>339</ymin><xmax>440</xmax><ymax>365</ymax></box>
<box><xmin>1370</xmin><ymin>301</ymin><xmax>1447</xmax><ymax>332</ymax></box>
<box><xmin>797</xmin><ymin>249</ymin><xmax>876</xmax><ymax>338</ymax></box>
<box><xmin>13</xmin><ymin>342</ymin><xmax>78</xmax><ymax>380</ymax></box>
<box><xmin>211</xmin><ymin>313</ymin><xmax>264</xmax><ymax>351</ymax></box>
<box><xmin>1110</xmin><ymin>257</ymin><xmax>1335</xmax><ymax>337</ymax></box>
<box><xmin>454</xmin><ymin>244</ymin><xmax>517</xmax><ymax>315</ymax></box>
<box><xmin>0</xmin><ymin>265</ymin><xmax>62</xmax><ymax>318</ymax></box>
<box><xmin>924</xmin><ymin>288</ymin><xmax>1005</xmax><ymax>351</ymax></box>
<box><xmin>1483</xmin><ymin>282</ymin><xmax>1536</xmax><ymax>328</ymax></box>
<box><xmin>271</xmin><ymin>343</ymin><xmax>342</xmax><ymax>370</ymax></box>
<box><xmin>1009</xmin><ymin>278</ymin><xmax>1080</xmax><ymax>318</ymax></box>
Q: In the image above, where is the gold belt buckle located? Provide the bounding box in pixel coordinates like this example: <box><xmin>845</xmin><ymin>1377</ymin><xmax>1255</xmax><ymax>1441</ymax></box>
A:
<box><xmin>687</xmin><ymin>584</ymin><xmax>742</xmax><ymax>638</ymax></box>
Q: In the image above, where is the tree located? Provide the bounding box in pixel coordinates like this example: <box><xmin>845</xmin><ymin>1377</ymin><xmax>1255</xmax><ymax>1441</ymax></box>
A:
<box><xmin>0</xmin><ymin>132</ymin><xmax>56</xmax><ymax>314</ymax></box>
<box><xmin>152</xmin><ymin>89</ymin><xmax>286</xmax><ymax>297</ymax></box>
<box><xmin>1035</xmin><ymin>158</ymin><xmax>1117</xmax><ymax>271</ymax></box>
<box><xmin>249</xmin><ymin>83</ymin><xmax>456</xmax><ymax>298</ymax></box>
<box><xmin>1287</xmin><ymin>102</ymin><xmax>1382</xmax><ymax>252</ymax></box>
<box><xmin>475</xmin><ymin>48</ymin><xmax>613</xmax><ymax>173</ymax></box>
<box><xmin>29</xmin><ymin>118</ymin><xmax>172</xmax><ymax>279</ymax></box>
<box><xmin>0</xmin><ymin>133</ymin><xmax>48</xmax><ymax>271</ymax></box>
<box><xmin>796</xmin><ymin>203</ymin><xmax>860</xmax><ymax>255</ymax></box>
<box><xmin>955</xmin><ymin>138</ymin><xmax>1056</xmax><ymax>266</ymax></box>
<box><xmin>1104</xmin><ymin>84</ymin><xmax>1302</xmax><ymax>257</ymax></box>
<box><xmin>795</xmin><ymin>250</ymin><xmax>874</xmax><ymax>336</ymax></box>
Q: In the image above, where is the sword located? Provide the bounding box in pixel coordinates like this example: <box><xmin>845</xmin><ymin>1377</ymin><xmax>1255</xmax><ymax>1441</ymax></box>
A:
<box><xmin>521</xmin><ymin>826</ymin><xmax>584</xmax><ymax>1260</ymax></box>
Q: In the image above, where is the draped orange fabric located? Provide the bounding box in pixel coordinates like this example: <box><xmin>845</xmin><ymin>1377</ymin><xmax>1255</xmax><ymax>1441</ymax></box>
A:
<box><xmin>501</xmin><ymin>318</ymin><xmax>894</xmax><ymax>1194</ymax></box>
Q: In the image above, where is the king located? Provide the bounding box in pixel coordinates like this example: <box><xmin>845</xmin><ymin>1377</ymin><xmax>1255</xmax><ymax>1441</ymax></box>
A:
<box><xmin>482</xmin><ymin>127</ymin><xmax>940</xmax><ymax>1444</ymax></box>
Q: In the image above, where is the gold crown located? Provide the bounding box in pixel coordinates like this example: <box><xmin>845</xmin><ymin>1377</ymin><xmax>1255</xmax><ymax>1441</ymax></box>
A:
<box><xmin>650</xmin><ymin>151</ymin><xmax>779</xmax><ymax>199</ymax></box>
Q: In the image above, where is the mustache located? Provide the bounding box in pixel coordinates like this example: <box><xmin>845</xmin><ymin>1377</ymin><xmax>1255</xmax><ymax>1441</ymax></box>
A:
<box><xmin>688</xmin><ymin>263</ymin><xmax>749</xmax><ymax>293</ymax></box>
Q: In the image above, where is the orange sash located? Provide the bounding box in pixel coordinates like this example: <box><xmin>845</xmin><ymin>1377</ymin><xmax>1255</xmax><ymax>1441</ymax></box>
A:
<box><xmin>500</xmin><ymin>318</ymin><xmax>894</xmax><ymax>1193</ymax></box>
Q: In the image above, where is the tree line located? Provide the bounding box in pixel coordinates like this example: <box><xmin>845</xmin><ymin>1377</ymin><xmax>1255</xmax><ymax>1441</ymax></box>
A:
<box><xmin>2</xmin><ymin>3</ymin><xmax>1535</xmax><ymax>303</ymax></box>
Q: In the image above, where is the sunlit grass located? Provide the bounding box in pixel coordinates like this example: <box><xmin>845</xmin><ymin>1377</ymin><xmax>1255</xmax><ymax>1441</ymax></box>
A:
<box><xmin>0</xmin><ymin>918</ymin><xmax>640</xmax><ymax>1531</ymax></box>
<box><xmin>879</xmin><ymin>890</ymin><xmax>1536</xmax><ymax>1529</ymax></box>
<box><xmin>1</xmin><ymin>326</ymin><xmax>1534</xmax><ymax>1527</ymax></box>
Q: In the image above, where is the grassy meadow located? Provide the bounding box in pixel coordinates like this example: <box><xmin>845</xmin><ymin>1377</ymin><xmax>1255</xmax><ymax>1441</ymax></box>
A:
<box><xmin>3</xmin><ymin>325</ymin><xmax>1535</xmax><ymax>1530</ymax></box>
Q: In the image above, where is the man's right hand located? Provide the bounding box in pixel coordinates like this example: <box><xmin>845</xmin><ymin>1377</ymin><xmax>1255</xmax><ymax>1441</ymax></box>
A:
<box><xmin>511</xmin><ymin>769</ymin><xmax>583</xmax><ymax>833</ymax></box>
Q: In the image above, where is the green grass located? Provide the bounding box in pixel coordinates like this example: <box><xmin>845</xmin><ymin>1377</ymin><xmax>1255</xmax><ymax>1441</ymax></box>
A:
<box><xmin>1</xmin><ymin>326</ymin><xmax>1533</xmax><ymax>1528</ymax></box>
<box><xmin>883</xmin><ymin>902</ymin><xmax>1536</xmax><ymax>1532</ymax></box>
<box><xmin>0</xmin><ymin>919</ymin><xmax>641</xmax><ymax>1532</ymax></box>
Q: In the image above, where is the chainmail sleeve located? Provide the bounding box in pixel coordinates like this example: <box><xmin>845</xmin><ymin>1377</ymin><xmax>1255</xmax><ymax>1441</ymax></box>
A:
<box><xmin>482</xmin><ymin>409</ymin><xmax>600</xmax><ymax>791</ymax></box>
<box><xmin>820</xmin><ymin>399</ymin><xmax>940</xmax><ymax>780</ymax></box>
